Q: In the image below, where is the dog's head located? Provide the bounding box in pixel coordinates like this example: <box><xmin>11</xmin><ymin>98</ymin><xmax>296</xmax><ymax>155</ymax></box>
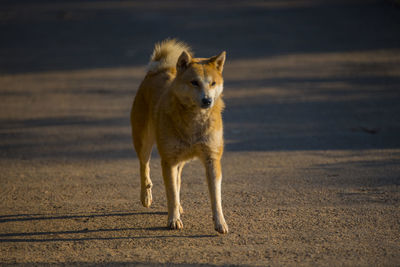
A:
<box><xmin>173</xmin><ymin>51</ymin><xmax>225</xmax><ymax>110</ymax></box>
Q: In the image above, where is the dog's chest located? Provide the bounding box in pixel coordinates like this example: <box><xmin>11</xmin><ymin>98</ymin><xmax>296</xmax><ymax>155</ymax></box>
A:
<box><xmin>181</xmin><ymin>121</ymin><xmax>210</xmax><ymax>146</ymax></box>
<box><xmin>175</xmin><ymin>120</ymin><xmax>222</xmax><ymax>156</ymax></box>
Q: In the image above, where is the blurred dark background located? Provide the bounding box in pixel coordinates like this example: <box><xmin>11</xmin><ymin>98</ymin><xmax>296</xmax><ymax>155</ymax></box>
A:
<box><xmin>1</xmin><ymin>0</ymin><xmax>399</xmax><ymax>73</ymax></box>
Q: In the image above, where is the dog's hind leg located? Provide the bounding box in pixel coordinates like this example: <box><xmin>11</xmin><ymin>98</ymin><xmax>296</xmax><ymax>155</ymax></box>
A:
<box><xmin>136</xmin><ymin>130</ymin><xmax>154</xmax><ymax>208</ymax></box>
<box><xmin>131</xmin><ymin>91</ymin><xmax>155</xmax><ymax>208</ymax></box>
<box><xmin>139</xmin><ymin>140</ymin><xmax>153</xmax><ymax>208</ymax></box>
<box><xmin>132</xmin><ymin>117</ymin><xmax>154</xmax><ymax>208</ymax></box>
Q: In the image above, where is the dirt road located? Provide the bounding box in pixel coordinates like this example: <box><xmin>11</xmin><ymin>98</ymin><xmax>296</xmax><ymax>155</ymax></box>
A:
<box><xmin>1</xmin><ymin>0</ymin><xmax>400</xmax><ymax>265</ymax></box>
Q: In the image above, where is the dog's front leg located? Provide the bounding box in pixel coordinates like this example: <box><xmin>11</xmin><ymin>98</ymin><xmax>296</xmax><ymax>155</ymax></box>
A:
<box><xmin>161</xmin><ymin>160</ymin><xmax>183</xmax><ymax>230</ymax></box>
<box><xmin>204</xmin><ymin>158</ymin><xmax>229</xmax><ymax>234</ymax></box>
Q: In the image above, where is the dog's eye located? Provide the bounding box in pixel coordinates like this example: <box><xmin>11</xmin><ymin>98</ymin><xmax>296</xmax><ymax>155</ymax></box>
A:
<box><xmin>211</xmin><ymin>81</ymin><xmax>216</xmax><ymax>86</ymax></box>
<box><xmin>191</xmin><ymin>80</ymin><xmax>199</xmax><ymax>87</ymax></box>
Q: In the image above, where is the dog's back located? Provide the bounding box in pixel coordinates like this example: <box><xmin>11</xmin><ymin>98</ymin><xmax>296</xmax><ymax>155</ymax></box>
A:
<box><xmin>131</xmin><ymin>39</ymin><xmax>192</xmax><ymax>124</ymax></box>
<box><xmin>130</xmin><ymin>39</ymin><xmax>191</xmax><ymax>156</ymax></box>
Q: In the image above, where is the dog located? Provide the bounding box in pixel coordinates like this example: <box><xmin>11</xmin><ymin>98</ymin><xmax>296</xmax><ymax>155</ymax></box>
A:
<box><xmin>130</xmin><ymin>39</ymin><xmax>228</xmax><ymax>234</ymax></box>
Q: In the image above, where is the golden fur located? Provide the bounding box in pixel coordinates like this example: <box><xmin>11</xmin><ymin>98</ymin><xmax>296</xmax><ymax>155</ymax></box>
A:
<box><xmin>130</xmin><ymin>39</ymin><xmax>228</xmax><ymax>233</ymax></box>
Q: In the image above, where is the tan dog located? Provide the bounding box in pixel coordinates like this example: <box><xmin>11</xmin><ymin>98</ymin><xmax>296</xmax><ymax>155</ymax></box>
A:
<box><xmin>130</xmin><ymin>39</ymin><xmax>228</xmax><ymax>234</ymax></box>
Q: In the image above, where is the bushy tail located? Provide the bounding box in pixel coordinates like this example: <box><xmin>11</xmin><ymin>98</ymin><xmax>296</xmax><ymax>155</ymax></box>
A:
<box><xmin>147</xmin><ymin>39</ymin><xmax>192</xmax><ymax>73</ymax></box>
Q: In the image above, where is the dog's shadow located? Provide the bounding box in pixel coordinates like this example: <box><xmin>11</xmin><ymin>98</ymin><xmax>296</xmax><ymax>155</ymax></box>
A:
<box><xmin>0</xmin><ymin>212</ymin><xmax>216</xmax><ymax>243</ymax></box>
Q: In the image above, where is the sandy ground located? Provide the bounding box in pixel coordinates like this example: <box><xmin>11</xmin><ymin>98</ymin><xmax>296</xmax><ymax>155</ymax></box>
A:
<box><xmin>1</xmin><ymin>0</ymin><xmax>400</xmax><ymax>266</ymax></box>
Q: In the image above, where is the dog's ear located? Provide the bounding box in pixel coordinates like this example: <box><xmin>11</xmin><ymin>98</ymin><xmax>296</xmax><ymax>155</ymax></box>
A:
<box><xmin>177</xmin><ymin>51</ymin><xmax>191</xmax><ymax>73</ymax></box>
<box><xmin>210</xmin><ymin>51</ymin><xmax>226</xmax><ymax>73</ymax></box>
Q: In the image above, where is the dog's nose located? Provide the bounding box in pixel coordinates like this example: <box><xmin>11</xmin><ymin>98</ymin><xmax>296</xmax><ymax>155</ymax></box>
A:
<box><xmin>201</xmin><ymin>98</ymin><xmax>212</xmax><ymax>108</ymax></box>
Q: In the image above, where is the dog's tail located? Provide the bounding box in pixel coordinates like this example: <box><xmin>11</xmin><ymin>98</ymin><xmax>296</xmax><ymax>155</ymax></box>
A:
<box><xmin>147</xmin><ymin>39</ymin><xmax>192</xmax><ymax>73</ymax></box>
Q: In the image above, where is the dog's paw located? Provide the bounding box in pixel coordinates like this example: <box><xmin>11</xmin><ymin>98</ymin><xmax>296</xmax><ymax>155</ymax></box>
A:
<box><xmin>140</xmin><ymin>186</ymin><xmax>152</xmax><ymax>208</ymax></box>
<box><xmin>215</xmin><ymin>221</ymin><xmax>229</xmax><ymax>234</ymax></box>
<box><xmin>168</xmin><ymin>218</ymin><xmax>183</xmax><ymax>230</ymax></box>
